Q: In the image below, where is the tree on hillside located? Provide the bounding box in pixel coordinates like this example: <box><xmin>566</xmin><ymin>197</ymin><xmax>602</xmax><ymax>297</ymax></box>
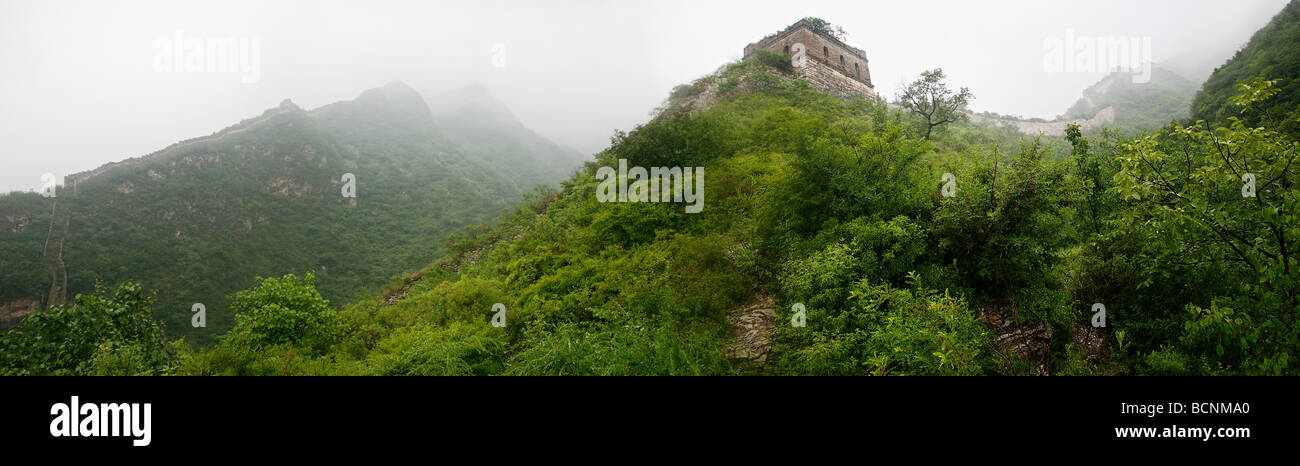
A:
<box><xmin>897</xmin><ymin>68</ymin><xmax>973</xmax><ymax>140</ymax></box>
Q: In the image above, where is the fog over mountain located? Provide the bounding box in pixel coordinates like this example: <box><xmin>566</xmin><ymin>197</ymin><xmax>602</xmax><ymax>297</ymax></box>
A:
<box><xmin>0</xmin><ymin>0</ymin><xmax>1287</xmax><ymax>193</ymax></box>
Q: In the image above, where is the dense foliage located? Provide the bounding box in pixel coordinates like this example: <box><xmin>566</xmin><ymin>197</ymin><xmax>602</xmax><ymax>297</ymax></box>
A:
<box><xmin>0</xmin><ymin>282</ymin><xmax>183</xmax><ymax>375</ymax></box>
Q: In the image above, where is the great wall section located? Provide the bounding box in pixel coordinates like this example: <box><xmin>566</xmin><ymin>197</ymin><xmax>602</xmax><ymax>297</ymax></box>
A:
<box><xmin>743</xmin><ymin>19</ymin><xmax>876</xmax><ymax>99</ymax></box>
<box><xmin>967</xmin><ymin>106</ymin><xmax>1116</xmax><ymax>135</ymax></box>
<box><xmin>742</xmin><ymin>20</ymin><xmax>1116</xmax><ymax>136</ymax></box>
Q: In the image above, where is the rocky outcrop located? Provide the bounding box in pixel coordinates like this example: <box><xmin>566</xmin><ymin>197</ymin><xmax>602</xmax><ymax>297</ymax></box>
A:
<box><xmin>1071</xmin><ymin>321</ymin><xmax>1112</xmax><ymax>363</ymax></box>
<box><xmin>727</xmin><ymin>296</ymin><xmax>777</xmax><ymax>363</ymax></box>
<box><xmin>0</xmin><ymin>299</ymin><xmax>39</xmax><ymax>327</ymax></box>
<box><xmin>982</xmin><ymin>299</ymin><xmax>1054</xmax><ymax>375</ymax></box>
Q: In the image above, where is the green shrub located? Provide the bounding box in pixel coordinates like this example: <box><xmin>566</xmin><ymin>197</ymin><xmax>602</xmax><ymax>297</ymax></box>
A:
<box><xmin>773</xmin><ymin>277</ymin><xmax>992</xmax><ymax>376</ymax></box>
<box><xmin>227</xmin><ymin>273</ymin><xmax>345</xmax><ymax>352</ymax></box>
<box><xmin>367</xmin><ymin>322</ymin><xmax>505</xmax><ymax>376</ymax></box>
<box><xmin>931</xmin><ymin>140</ymin><xmax>1081</xmax><ymax>325</ymax></box>
<box><xmin>0</xmin><ymin>282</ymin><xmax>176</xmax><ymax>375</ymax></box>
<box><xmin>749</xmin><ymin>48</ymin><xmax>793</xmax><ymax>73</ymax></box>
<box><xmin>506</xmin><ymin>323</ymin><xmax>729</xmax><ymax>375</ymax></box>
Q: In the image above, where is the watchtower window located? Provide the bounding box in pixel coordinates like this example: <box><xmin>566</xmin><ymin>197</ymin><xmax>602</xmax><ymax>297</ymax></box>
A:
<box><xmin>783</xmin><ymin>45</ymin><xmax>789</xmax><ymax>55</ymax></box>
<box><xmin>822</xmin><ymin>46</ymin><xmax>828</xmax><ymax>57</ymax></box>
<box><xmin>840</xmin><ymin>55</ymin><xmax>845</xmax><ymax>67</ymax></box>
<box><xmin>854</xmin><ymin>63</ymin><xmax>859</xmax><ymax>75</ymax></box>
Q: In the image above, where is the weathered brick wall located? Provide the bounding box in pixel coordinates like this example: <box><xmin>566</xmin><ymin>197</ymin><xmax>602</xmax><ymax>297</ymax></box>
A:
<box><xmin>795</xmin><ymin>59</ymin><xmax>877</xmax><ymax>99</ymax></box>
<box><xmin>743</xmin><ymin>23</ymin><xmax>875</xmax><ymax>99</ymax></box>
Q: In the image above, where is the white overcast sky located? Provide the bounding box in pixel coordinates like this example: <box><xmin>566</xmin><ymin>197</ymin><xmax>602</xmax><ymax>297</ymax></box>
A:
<box><xmin>0</xmin><ymin>0</ymin><xmax>1289</xmax><ymax>192</ymax></box>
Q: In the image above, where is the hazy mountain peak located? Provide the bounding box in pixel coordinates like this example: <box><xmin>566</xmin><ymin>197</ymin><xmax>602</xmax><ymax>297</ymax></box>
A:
<box><xmin>427</xmin><ymin>83</ymin><xmax>518</xmax><ymax>122</ymax></box>
<box><xmin>1056</xmin><ymin>64</ymin><xmax>1199</xmax><ymax>131</ymax></box>
<box><xmin>369</xmin><ymin>80</ymin><xmax>421</xmax><ymax>100</ymax></box>
<box><xmin>424</xmin><ymin>83</ymin><xmax>586</xmax><ymax>169</ymax></box>
<box><xmin>310</xmin><ymin>80</ymin><xmax>440</xmax><ymax>139</ymax></box>
<box><xmin>347</xmin><ymin>80</ymin><xmax>427</xmax><ymax>110</ymax></box>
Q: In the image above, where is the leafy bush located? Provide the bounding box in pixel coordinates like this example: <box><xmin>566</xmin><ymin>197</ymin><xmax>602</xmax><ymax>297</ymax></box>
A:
<box><xmin>367</xmin><ymin>322</ymin><xmax>505</xmax><ymax>376</ymax></box>
<box><xmin>0</xmin><ymin>282</ymin><xmax>178</xmax><ymax>375</ymax></box>
<box><xmin>505</xmin><ymin>323</ymin><xmax>730</xmax><ymax>376</ymax></box>
<box><xmin>1109</xmin><ymin>78</ymin><xmax>1300</xmax><ymax>374</ymax></box>
<box><xmin>932</xmin><ymin>140</ymin><xmax>1081</xmax><ymax>325</ymax></box>
<box><xmin>227</xmin><ymin>273</ymin><xmax>345</xmax><ymax>352</ymax></box>
<box><xmin>773</xmin><ymin>277</ymin><xmax>992</xmax><ymax>376</ymax></box>
<box><xmin>748</xmin><ymin>48</ymin><xmax>793</xmax><ymax>73</ymax></box>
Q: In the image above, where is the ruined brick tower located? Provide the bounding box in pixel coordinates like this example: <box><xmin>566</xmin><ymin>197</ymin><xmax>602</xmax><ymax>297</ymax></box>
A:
<box><xmin>742</xmin><ymin>19</ymin><xmax>875</xmax><ymax>99</ymax></box>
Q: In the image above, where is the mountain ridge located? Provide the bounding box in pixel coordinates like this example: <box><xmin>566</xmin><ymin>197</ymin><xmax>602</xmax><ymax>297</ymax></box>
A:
<box><xmin>0</xmin><ymin>81</ymin><xmax>583</xmax><ymax>345</ymax></box>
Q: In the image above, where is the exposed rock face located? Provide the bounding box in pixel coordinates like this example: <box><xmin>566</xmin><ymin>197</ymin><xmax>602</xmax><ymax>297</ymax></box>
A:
<box><xmin>1071</xmin><ymin>321</ymin><xmax>1112</xmax><ymax>362</ymax></box>
<box><xmin>727</xmin><ymin>296</ymin><xmax>777</xmax><ymax>363</ymax></box>
<box><xmin>982</xmin><ymin>299</ymin><xmax>1054</xmax><ymax>375</ymax></box>
<box><xmin>4</xmin><ymin>215</ymin><xmax>30</xmax><ymax>233</ymax></box>
<box><xmin>0</xmin><ymin>299</ymin><xmax>39</xmax><ymax>327</ymax></box>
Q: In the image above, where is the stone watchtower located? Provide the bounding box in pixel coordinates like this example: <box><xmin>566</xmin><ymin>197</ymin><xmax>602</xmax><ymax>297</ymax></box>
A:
<box><xmin>742</xmin><ymin>19</ymin><xmax>875</xmax><ymax>99</ymax></box>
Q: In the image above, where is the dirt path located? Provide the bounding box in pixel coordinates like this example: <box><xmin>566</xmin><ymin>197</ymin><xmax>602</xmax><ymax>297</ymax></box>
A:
<box><xmin>726</xmin><ymin>295</ymin><xmax>777</xmax><ymax>364</ymax></box>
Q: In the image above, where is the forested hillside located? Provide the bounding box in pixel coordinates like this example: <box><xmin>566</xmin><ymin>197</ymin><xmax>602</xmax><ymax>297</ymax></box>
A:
<box><xmin>1193</xmin><ymin>0</ymin><xmax>1300</xmax><ymax>137</ymax></box>
<box><xmin>0</xmin><ymin>81</ymin><xmax>581</xmax><ymax>345</ymax></box>
<box><xmin>1060</xmin><ymin>65</ymin><xmax>1199</xmax><ymax>133</ymax></box>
